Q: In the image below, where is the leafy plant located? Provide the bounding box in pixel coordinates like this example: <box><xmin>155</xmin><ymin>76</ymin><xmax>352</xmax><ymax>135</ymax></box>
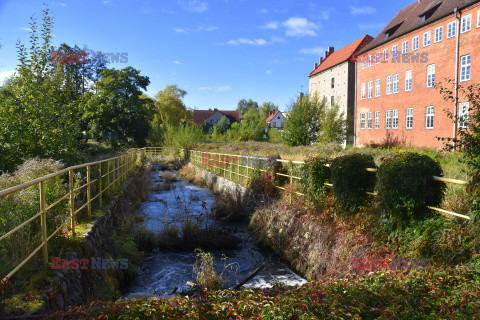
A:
<box><xmin>300</xmin><ymin>156</ymin><xmax>331</xmax><ymax>208</ymax></box>
<box><xmin>331</xmin><ymin>153</ymin><xmax>376</xmax><ymax>212</ymax></box>
<box><xmin>376</xmin><ymin>152</ymin><xmax>446</xmax><ymax>229</ymax></box>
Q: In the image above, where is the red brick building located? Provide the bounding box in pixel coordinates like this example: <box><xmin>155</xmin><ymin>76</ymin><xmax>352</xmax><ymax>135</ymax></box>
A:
<box><xmin>356</xmin><ymin>0</ymin><xmax>480</xmax><ymax>148</ymax></box>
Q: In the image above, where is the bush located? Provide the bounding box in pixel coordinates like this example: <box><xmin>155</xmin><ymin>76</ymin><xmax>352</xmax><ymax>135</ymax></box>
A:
<box><xmin>331</xmin><ymin>153</ymin><xmax>376</xmax><ymax>212</ymax></box>
<box><xmin>376</xmin><ymin>152</ymin><xmax>446</xmax><ymax>228</ymax></box>
<box><xmin>300</xmin><ymin>156</ymin><xmax>331</xmax><ymax>207</ymax></box>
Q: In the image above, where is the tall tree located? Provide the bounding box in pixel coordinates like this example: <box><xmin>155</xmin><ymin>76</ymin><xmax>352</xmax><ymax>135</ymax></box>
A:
<box><xmin>152</xmin><ymin>85</ymin><xmax>191</xmax><ymax>128</ymax></box>
<box><xmin>259</xmin><ymin>101</ymin><xmax>279</xmax><ymax>120</ymax></box>
<box><xmin>236</xmin><ymin>98</ymin><xmax>259</xmax><ymax>117</ymax></box>
<box><xmin>81</xmin><ymin>67</ymin><xmax>152</xmax><ymax>147</ymax></box>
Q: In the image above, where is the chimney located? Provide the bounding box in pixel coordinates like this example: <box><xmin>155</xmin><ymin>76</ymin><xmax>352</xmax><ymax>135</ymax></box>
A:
<box><xmin>314</xmin><ymin>62</ymin><xmax>318</xmax><ymax>69</ymax></box>
<box><xmin>324</xmin><ymin>50</ymin><xmax>329</xmax><ymax>59</ymax></box>
<box><xmin>328</xmin><ymin>46</ymin><xmax>335</xmax><ymax>54</ymax></box>
<box><xmin>320</xmin><ymin>57</ymin><xmax>324</xmax><ymax>64</ymax></box>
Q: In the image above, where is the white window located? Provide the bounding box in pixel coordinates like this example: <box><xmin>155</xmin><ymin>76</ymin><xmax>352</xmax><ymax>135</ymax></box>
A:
<box><xmin>383</xmin><ymin>48</ymin><xmax>389</xmax><ymax>61</ymax></box>
<box><xmin>427</xmin><ymin>64</ymin><xmax>435</xmax><ymax>88</ymax></box>
<box><xmin>360</xmin><ymin>113</ymin><xmax>366</xmax><ymax>129</ymax></box>
<box><xmin>461</xmin><ymin>14</ymin><xmax>472</xmax><ymax>33</ymax></box>
<box><xmin>447</xmin><ymin>21</ymin><xmax>456</xmax><ymax>38</ymax></box>
<box><xmin>367</xmin><ymin>112</ymin><xmax>372</xmax><ymax>129</ymax></box>
<box><xmin>386</xmin><ymin>110</ymin><xmax>392</xmax><ymax>129</ymax></box>
<box><xmin>387</xmin><ymin>76</ymin><xmax>392</xmax><ymax>95</ymax></box>
<box><xmin>368</xmin><ymin>81</ymin><xmax>373</xmax><ymax>98</ymax></box>
<box><xmin>435</xmin><ymin>26</ymin><xmax>443</xmax><ymax>42</ymax></box>
<box><xmin>478</xmin><ymin>10</ymin><xmax>480</xmax><ymax>28</ymax></box>
<box><xmin>426</xmin><ymin>106</ymin><xmax>434</xmax><ymax>129</ymax></box>
<box><xmin>375</xmin><ymin>52</ymin><xmax>381</xmax><ymax>64</ymax></box>
<box><xmin>412</xmin><ymin>36</ymin><xmax>419</xmax><ymax>51</ymax></box>
<box><xmin>402</xmin><ymin>41</ymin><xmax>408</xmax><ymax>54</ymax></box>
<box><xmin>458</xmin><ymin>102</ymin><xmax>469</xmax><ymax>129</ymax></box>
<box><xmin>406</xmin><ymin>108</ymin><xmax>413</xmax><ymax>129</ymax></box>
<box><xmin>405</xmin><ymin>70</ymin><xmax>412</xmax><ymax>92</ymax></box>
<box><xmin>361</xmin><ymin>83</ymin><xmax>366</xmax><ymax>100</ymax></box>
<box><xmin>362</xmin><ymin>58</ymin><xmax>366</xmax><ymax>69</ymax></box>
<box><xmin>374</xmin><ymin>111</ymin><xmax>380</xmax><ymax>129</ymax></box>
<box><xmin>368</xmin><ymin>55</ymin><xmax>372</xmax><ymax>67</ymax></box>
<box><xmin>392</xmin><ymin>109</ymin><xmax>399</xmax><ymax>129</ymax></box>
<box><xmin>423</xmin><ymin>31</ymin><xmax>431</xmax><ymax>47</ymax></box>
<box><xmin>392</xmin><ymin>45</ymin><xmax>398</xmax><ymax>58</ymax></box>
<box><xmin>460</xmin><ymin>54</ymin><xmax>471</xmax><ymax>82</ymax></box>
<box><xmin>393</xmin><ymin>74</ymin><xmax>399</xmax><ymax>94</ymax></box>
<box><xmin>375</xmin><ymin>79</ymin><xmax>381</xmax><ymax>97</ymax></box>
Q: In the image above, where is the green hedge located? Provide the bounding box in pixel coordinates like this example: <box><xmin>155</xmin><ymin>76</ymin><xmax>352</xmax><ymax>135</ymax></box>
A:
<box><xmin>300</xmin><ymin>156</ymin><xmax>331</xmax><ymax>207</ymax></box>
<box><xmin>376</xmin><ymin>152</ymin><xmax>446</xmax><ymax>228</ymax></box>
<box><xmin>331</xmin><ymin>153</ymin><xmax>376</xmax><ymax>212</ymax></box>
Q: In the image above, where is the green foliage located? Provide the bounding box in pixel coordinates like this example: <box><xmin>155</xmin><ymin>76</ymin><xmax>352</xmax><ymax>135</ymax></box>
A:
<box><xmin>331</xmin><ymin>153</ymin><xmax>376</xmax><ymax>212</ymax></box>
<box><xmin>301</xmin><ymin>156</ymin><xmax>331</xmax><ymax>207</ymax></box>
<box><xmin>259</xmin><ymin>101</ymin><xmax>278</xmax><ymax>120</ymax></box>
<box><xmin>163</xmin><ymin>125</ymin><xmax>204</xmax><ymax>155</ymax></box>
<box><xmin>238</xmin><ymin>108</ymin><xmax>265</xmax><ymax>141</ymax></box>
<box><xmin>212</xmin><ymin>115</ymin><xmax>230</xmax><ymax>135</ymax></box>
<box><xmin>267</xmin><ymin>128</ymin><xmax>284</xmax><ymax>143</ymax></box>
<box><xmin>376</xmin><ymin>152</ymin><xmax>446</xmax><ymax>229</ymax></box>
<box><xmin>81</xmin><ymin>67</ymin><xmax>152</xmax><ymax>147</ymax></box>
<box><xmin>236</xmin><ymin>98</ymin><xmax>259</xmax><ymax>117</ymax></box>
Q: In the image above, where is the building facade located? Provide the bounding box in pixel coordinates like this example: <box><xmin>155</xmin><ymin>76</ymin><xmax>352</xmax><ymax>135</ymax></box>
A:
<box><xmin>309</xmin><ymin>35</ymin><xmax>373</xmax><ymax>145</ymax></box>
<box><xmin>356</xmin><ymin>0</ymin><xmax>479</xmax><ymax>148</ymax></box>
<box><xmin>192</xmin><ymin>109</ymin><xmax>240</xmax><ymax>127</ymax></box>
<box><xmin>266</xmin><ymin>110</ymin><xmax>286</xmax><ymax>129</ymax></box>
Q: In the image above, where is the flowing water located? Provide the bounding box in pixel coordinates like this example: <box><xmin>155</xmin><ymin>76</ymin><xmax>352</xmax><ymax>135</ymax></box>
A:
<box><xmin>127</xmin><ymin>163</ymin><xmax>307</xmax><ymax>296</ymax></box>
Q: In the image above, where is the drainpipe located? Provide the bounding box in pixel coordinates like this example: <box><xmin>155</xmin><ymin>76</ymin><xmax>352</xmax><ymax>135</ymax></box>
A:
<box><xmin>453</xmin><ymin>7</ymin><xmax>460</xmax><ymax>150</ymax></box>
<box><xmin>353</xmin><ymin>62</ymin><xmax>357</xmax><ymax>146</ymax></box>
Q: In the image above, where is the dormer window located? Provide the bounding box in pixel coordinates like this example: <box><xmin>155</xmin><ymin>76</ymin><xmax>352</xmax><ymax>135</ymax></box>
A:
<box><xmin>420</xmin><ymin>15</ymin><xmax>426</xmax><ymax>22</ymax></box>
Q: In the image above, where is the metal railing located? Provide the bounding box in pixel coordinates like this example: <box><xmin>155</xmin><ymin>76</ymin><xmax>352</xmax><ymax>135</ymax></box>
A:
<box><xmin>0</xmin><ymin>149</ymin><xmax>147</xmax><ymax>282</ymax></box>
<box><xmin>189</xmin><ymin>149</ymin><xmax>470</xmax><ymax>221</ymax></box>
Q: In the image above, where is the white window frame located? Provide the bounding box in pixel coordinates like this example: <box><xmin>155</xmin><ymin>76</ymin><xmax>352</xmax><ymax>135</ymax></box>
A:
<box><xmin>393</xmin><ymin>74</ymin><xmax>399</xmax><ymax>94</ymax></box>
<box><xmin>392</xmin><ymin>109</ymin><xmax>399</xmax><ymax>129</ymax></box>
<box><xmin>387</xmin><ymin>76</ymin><xmax>392</xmax><ymax>95</ymax></box>
<box><xmin>374</xmin><ymin>111</ymin><xmax>380</xmax><ymax>129</ymax></box>
<box><xmin>362</xmin><ymin>58</ymin><xmax>366</xmax><ymax>69</ymax></box>
<box><xmin>375</xmin><ymin>52</ymin><xmax>380</xmax><ymax>64</ymax></box>
<box><xmin>426</xmin><ymin>106</ymin><xmax>434</xmax><ymax>129</ymax></box>
<box><xmin>423</xmin><ymin>31</ymin><xmax>431</xmax><ymax>47</ymax></box>
<box><xmin>461</xmin><ymin>14</ymin><xmax>472</xmax><ymax>33</ymax></box>
<box><xmin>402</xmin><ymin>40</ymin><xmax>408</xmax><ymax>54</ymax></box>
<box><xmin>406</xmin><ymin>108</ymin><xmax>413</xmax><ymax>129</ymax></box>
<box><xmin>405</xmin><ymin>70</ymin><xmax>412</xmax><ymax>92</ymax></box>
<box><xmin>447</xmin><ymin>21</ymin><xmax>456</xmax><ymax>38</ymax></box>
<box><xmin>360</xmin><ymin>113</ymin><xmax>366</xmax><ymax>129</ymax></box>
<box><xmin>458</xmin><ymin>102</ymin><xmax>469</xmax><ymax>129</ymax></box>
<box><xmin>375</xmin><ymin>79</ymin><xmax>381</xmax><ymax>97</ymax></box>
<box><xmin>383</xmin><ymin>48</ymin><xmax>388</xmax><ymax>61</ymax></box>
<box><xmin>386</xmin><ymin>110</ymin><xmax>392</xmax><ymax>129</ymax></box>
<box><xmin>478</xmin><ymin>10</ymin><xmax>480</xmax><ymax>28</ymax></box>
<box><xmin>368</xmin><ymin>81</ymin><xmax>373</xmax><ymax>99</ymax></box>
<box><xmin>361</xmin><ymin>83</ymin><xmax>366</xmax><ymax>100</ymax></box>
<box><xmin>427</xmin><ymin>64</ymin><xmax>435</xmax><ymax>88</ymax></box>
<box><xmin>392</xmin><ymin>45</ymin><xmax>398</xmax><ymax>58</ymax></box>
<box><xmin>460</xmin><ymin>54</ymin><xmax>471</xmax><ymax>82</ymax></box>
<box><xmin>412</xmin><ymin>36</ymin><xmax>419</xmax><ymax>51</ymax></box>
<box><xmin>367</xmin><ymin>112</ymin><xmax>372</xmax><ymax>129</ymax></box>
<box><xmin>434</xmin><ymin>26</ymin><xmax>443</xmax><ymax>43</ymax></box>
<box><xmin>368</xmin><ymin>55</ymin><xmax>372</xmax><ymax>67</ymax></box>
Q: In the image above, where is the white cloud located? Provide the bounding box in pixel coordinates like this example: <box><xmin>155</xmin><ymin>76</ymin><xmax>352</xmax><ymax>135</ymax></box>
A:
<box><xmin>177</xmin><ymin>0</ymin><xmax>208</xmax><ymax>13</ymax></box>
<box><xmin>20</xmin><ymin>27</ymin><xmax>32</xmax><ymax>32</ymax></box>
<box><xmin>199</xmin><ymin>86</ymin><xmax>231</xmax><ymax>92</ymax></box>
<box><xmin>225</xmin><ymin>36</ymin><xmax>284</xmax><ymax>46</ymax></box>
<box><xmin>58</xmin><ymin>2</ymin><xmax>67</xmax><ymax>7</ymax></box>
<box><xmin>140</xmin><ymin>5</ymin><xmax>152</xmax><ymax>14</ymax></box>
<box><xmin>173</xmin><ymin>60</ymin><xmax>183</xmax><ymax>65</ymax></box>
<box><xmin>197</xmin><ymin>25</ymin><xmax>219</xmax><ymax>32</ymax></box>
<box><xmin>260</xmin><ymin>21</ymin><xmax>279</xmax><ymax>29</ymax></box>
<box><xmin>173</xmin><ymin>28</ymin><xmax>191</xmax><ymax>33</ymax></box>
<box><xmin>299</xmin><ymin>47</ymin><xmax>326</xmax><ymax>55</ymax></box>
<box><xmin>259</xmin><ymin>8</ymin><xmax>268</xmax><ymax>14</ymax></box>
<box><xmin>349</xmin><ymin>5</ymin><xmax>376</xmax><ymax>15</ymax></box>
<box><xmin>358</xmin><ymin>23</ymin><xmax>385</xmax><ymax>30</ymax></box>
<box><xmin>103</xmin><ymin>0</ymin><xmax>111</xmax><ymax>4</ymax></box>
<box><xmin>0</xmin><ymin>70</ymin><xmax>15</xmax><ymax>86</ymax></box>
<box><xmin>266</xmin><ymin>70</ymin><xmax>272</xmax><ymax>75</ymax></box>
<box><xmin>283</xmin><ymin>17</ymin><xmax>318</xmax><ymax>37</ymax></box>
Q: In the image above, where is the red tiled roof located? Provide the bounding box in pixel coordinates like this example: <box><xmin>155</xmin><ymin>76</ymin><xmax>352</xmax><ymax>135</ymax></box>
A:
<box><xmin>192</xmin><ymin>109</ymin><xmax>240</xmax><ymax>126</ymax></box>
<box><xmin>309</xmin><ymin>35</ymin><xmax>374</xmax><ymax>77</ymax></box>
<box><xmin>266</xmin><ymin>110</ymin><xmax>280</xmax><ymax>122</ymax></box>
<box><xmin>361</xmin><ymin>0</ymin><xmax>479</xmax><ymax>53</ymax></box>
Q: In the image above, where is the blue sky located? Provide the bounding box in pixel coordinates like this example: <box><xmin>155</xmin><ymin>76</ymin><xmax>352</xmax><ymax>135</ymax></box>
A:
<box><xmin>0</xmin><ymin>0</ymin><xmax>414</xmax><ymax>111</ymax></box>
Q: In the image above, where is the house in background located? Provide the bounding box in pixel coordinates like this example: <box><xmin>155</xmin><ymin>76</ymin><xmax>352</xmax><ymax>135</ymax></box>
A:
<box><xmin>266</xmin><ymin>110</ymin><xmax>286</xmax><ymax>129</ymax></box>
<box><xmin>192</xmin><ymin>109</ymin><xmax>241</xmax><ymax>128</ymax></box>
<box><xmin>308</xmin><ymin>35</ymin><xmax>374</xmax><ymax>145</ymax></box>
<box><xmin>356</xmin><ymin>0</ymin><xmax>479</xmax><ymax>149</ymax></box>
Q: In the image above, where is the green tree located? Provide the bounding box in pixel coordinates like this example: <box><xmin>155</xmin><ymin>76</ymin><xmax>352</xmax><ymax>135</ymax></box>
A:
<box><xmin>81</xmin><ymin>67</ymin><xmax>152</xmax><ymax>147</ymax></box>
<box><xmin>259</xmin><ymin>101</ymin><xmax>278</xmax><ymax>120</ymax></box>
<box><xmin>240</xmin><ymin>108</ymin><xmax>265</xmax><ymax>141</ymax></box>
<box><xmin>283</xmin><ymin>95</ymin><xmax>322</xmax><ymax>146</ymax></box>
<box><xmin>212</xmin><ymin>115</ymin><xmax>230</xmax><ymax>134</ymax></box>
<box><xmin>236</xmin><ymin>98</ymin><xmax>259</xmax><ymax>117</ymax></box>
<box><xmin>0</xmin><ymin>8</ymin><xmax>83</xmax><ymax>171</ymax></box>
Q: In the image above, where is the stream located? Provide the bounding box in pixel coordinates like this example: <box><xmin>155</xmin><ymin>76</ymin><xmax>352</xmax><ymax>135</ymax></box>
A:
<box><xmin>126</xmin><ymin>163</ymin><xmax>307</xmax><ymax>296</ymax></box>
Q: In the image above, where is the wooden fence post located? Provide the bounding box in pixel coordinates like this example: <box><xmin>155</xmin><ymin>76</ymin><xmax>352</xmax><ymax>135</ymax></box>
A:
<box><xmin>69</xmin><ymin>169</ymin><xmax>75</xmax><ymax>235</ymax></box>
<box><xmin>99</xmin><ymin>163</ymin><xmax>103</xmax><ymax>206</ymax></box>
<box><xmin>106</xmin><ymin>160</ymin><xmax>110</xmax><ymax>196</ymax></box>
<box><xmin>87</xmin><ymin>165</ymin><xmax>91</xmax><ymax>218</ymax></box>
<box><xmin>39</xmin><ymin>181</ymin><xmax>48</xmax><ymax>263</ymax></box>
